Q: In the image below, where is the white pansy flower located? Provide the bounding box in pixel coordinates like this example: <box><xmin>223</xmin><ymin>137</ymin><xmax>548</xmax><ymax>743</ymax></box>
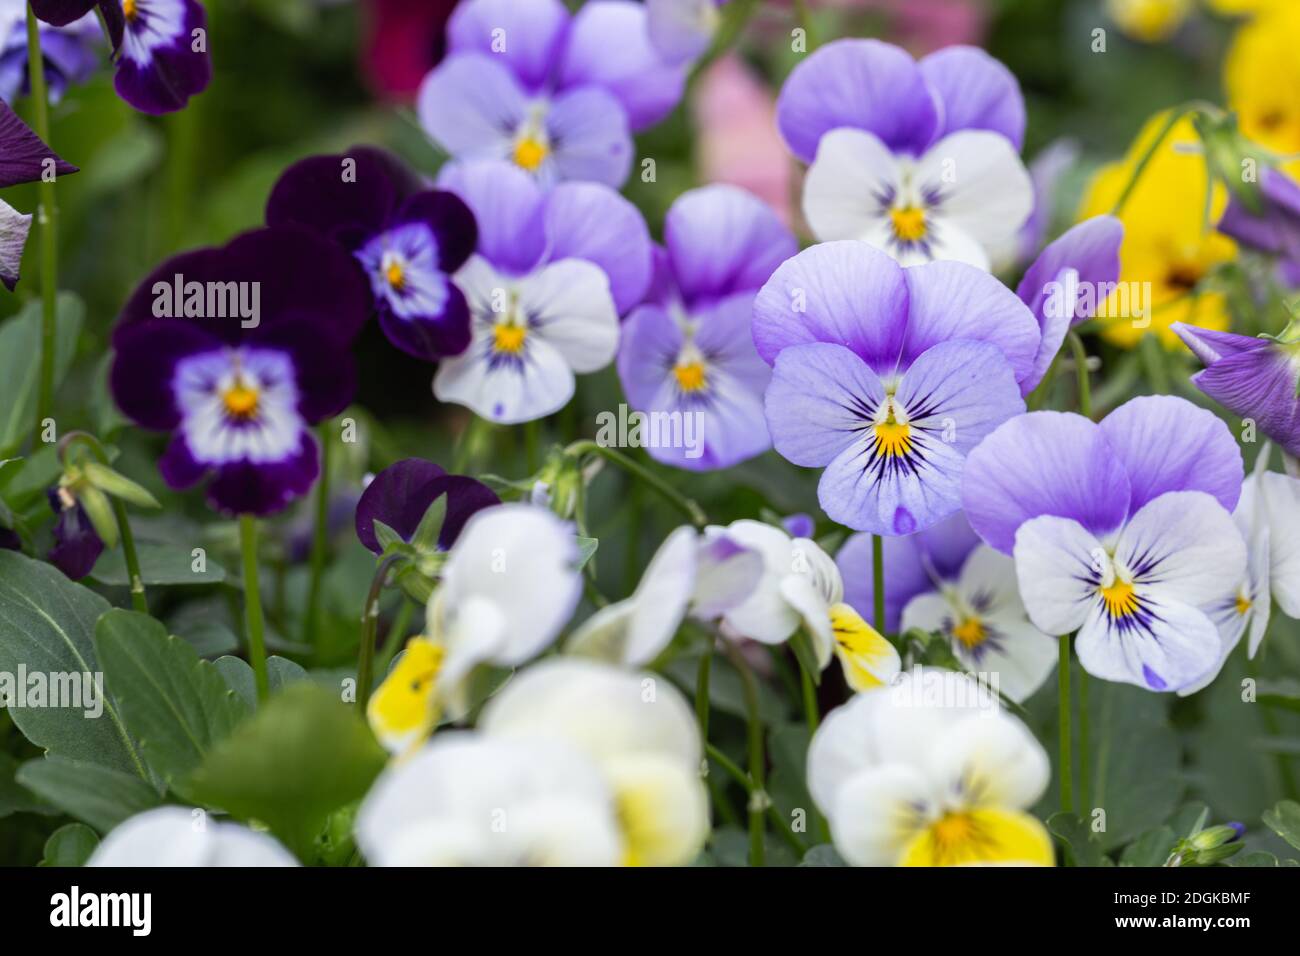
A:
<box><xmin>88</xmin><ymin>808</ymin><xmax>298</xmax><ymax>867</ymax></box>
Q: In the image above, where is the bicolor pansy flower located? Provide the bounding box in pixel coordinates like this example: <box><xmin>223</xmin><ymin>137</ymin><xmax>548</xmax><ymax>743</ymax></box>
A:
<box><xmin>357</xmin><ymin>732</ymin><xmax>624</xmax><ymax>866</ymax></box>
<box><xmin>267</xmin><ymin>148</ymin><xmax>478</xmax><ymax>361</ymax></box>
<box><xmin>32</xmin><ymin>0</ymin><xmax>211</xmax><ymax>114</ymax></box>
<box><xmin>566</xmin><ymin>524</ymin><xmax>762</xmax><ymax>666</ymax></box>
<box><xmin>88</xmin><ymin>807</ymin><xmax>298</xmax><ymax>867</ymax></box>
<box><xmin>434</xmin><ymin>160</ymin><xmax>652</xmax><ymax>424</ymax></box>
<box><xmin>753</xmin><ymin>241</ymin><xmax>1040</xmax><ymax>535</ymax></box>
<box><xmin>808</xmin><ymin>669</ymin><xmax>1053</xmax><ymax>867</ymax></box>
<box><xmin>716</xmin><ymin>519</ymin><xmax>901</xmax><ymax>693</ymax></box>
<box><xmin>962</xmin><ymin>396</ymin><xmax>1247</xmax><ymax>692</ymax></box>
<box><xmin>1173</xmin><ymin>323</ymin><xmax>1300</xmax><ymax>458</ymax></box>
<box><xmin>482</xmin><ymin>658</ymin><xmax>708</xmax><ymax>866</ymax></box>
<box><xmin>418</xmin><ymin>0</ymin><xmax>685</xmax><ymax>189</ymax></box>
<box><xmin>109</xmin><ymin>227</ymin><xmax>369</xmax><ymax>516</ymax></box>
<box><xmin>617</xmin><ymin>185</ymin><xmax>796</xmax><ymax>471</ymax></box>
<box><xmin>0</xmin><ymin>1</ymin><xmax>101</xmax><ymax>105</ymax></box>
<box><xmin>899</xmin><ymin>545</ymin><xmax>1057</xmax><ymax>702</ymax></box>
<box><xmin>777</xmin><ymin>39</ymin><xmax>1032</xmax><ymax>270</ymax></box>
<box><xmin>0</xmin><ymin>99</ymin><xmax>77</xmax><ymax>288</ymax></box>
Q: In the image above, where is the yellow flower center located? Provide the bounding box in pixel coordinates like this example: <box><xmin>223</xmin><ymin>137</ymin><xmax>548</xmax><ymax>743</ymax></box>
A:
<box><xmin>1099</xmin><ymin>579</ymin><xmax>1139</xmax><ymax>618</ymax></box>
<box><xmin>123</xmin><ymin>0</ymin><xmax>138</xmax><ymax>21</ymax></box>
<box><xmin>873</xmin><ymin>420</ymin><xmax>913</xmax><ymax>458</ymax></box>
<box><xmin>222</xmin><ymin>381</ymin><xmax>260</xmax><ymax>419</ymax></box>
<box><xmin>385</xmin><ymin>260</ymin><xmax>405</xmax><ymax>291</ymax></box>
<box><xmin>493</xmin><ymin>323</ymin><xmax>527</xmax><ymax>354</ymax></box>
<box><xmin>1235</xmin><ymin>593</ymin><xmax>1252</xmax><ymax>616</ymax></box>
<box><xmin>673</xmin><ymin>360</ymin><xmax>707</xmax><ymax>393</ymax></box>
<box><xmin>951</xmin><ymin>616</ymin><xmax>987</xmax><ymax>649</ymax></box>
<box><xmin>513</xmin><ymin>136</ymin><xmax>549</xmax><ymax>172</ymax></box>
<box><xmin>890</xmin><ymin>206</ymin><xmax>928</xmax><ymax>242</ymax></box>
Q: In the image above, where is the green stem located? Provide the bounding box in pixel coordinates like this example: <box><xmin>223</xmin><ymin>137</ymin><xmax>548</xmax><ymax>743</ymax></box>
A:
<box><xmin>695</xmin><ymin>646</ymin><xmax>711</xmax><ymax>742</ymax></box>
<box><xmin>1140</xmin><ymin>333</ymin><xmax>1171</xmax><ymax>394</ymax></box>
<box><xmin>723</xmin><ymin>642</ymin><xmax>766</xmax><ymax>866</ymax></box>
<box><xmin>1078</xmin><ymin>668</ymin><xmax>1091</xmax><ymax>809</ymax></box>
<box><xmin>565</xmin><ymin>440</ymin><xmax>707</xmax><ymax>528</ymax></box>
<box><xmin>1026</xmin><ymin>348</ymin><xmax>1062</xmax><ymax>411</ymax></box>
<box><xmin>238</xmin><ymin>515</ymin><xmax>270</xmax><ymax>702</ymax></box>
<box><xmin>798</xmin><ymin>657</ymin><xmax>831</xmax><ymax>844</ymax></box>
<box><xmin>524</xmin><ymin>419</ymin><xmax>540</xmax><ymax>474</ymax></box>
<box><xmin>1058</xmin><ymin>634</ymin><xmax>1073</xmax><ymax>814</ymax></box>
<box><xmin>372</xmin><ymin>597</ymin><xmax>416</xmax><ymax>681</ymax></box>
<box><xmin>26</xmin><ymin>6</ymin><xmax>58</xmax><ymax>446</ymax></box>
<box><xmin>303</xmin><ymin>421</ymin><xmax>332</xmax><ymax>649</ymax></box>
<box><xmin>705</xmin><ymin>742</ymin><xmax>805</xmax><ymax>856</ymax></box>
<box><xmin>872</xmin><ymin>534</ymin><xmax>886</xmax><ymax>635</ymax></box>
<box><xmin>356</xmin><ymin>554</ymin><xmax>400</xmax><ymax>716</ymax></box>
<box><xmin>1109</xmin><ymin>106</ymin><xmax>1192</xmax><ymax>217</ymax></box>
<box><xmin>1069</xmin><ymin>332</ymin><xmax>1093</xmax><ymax>419</ymax></box>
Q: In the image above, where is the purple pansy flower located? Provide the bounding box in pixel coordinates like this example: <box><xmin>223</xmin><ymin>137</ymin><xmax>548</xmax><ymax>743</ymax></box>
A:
<box><xmin>434</xmin><ymin>160</ymin><xmax>652</xmax><ymax>424</ymax></box>
<box><xmin>836</xmin><ymin>510</ymin><xmax>980</xmax><ymax>633</ymax></box>
<box><xmin>46</xmin><ymin>486</ymin><xmax>104</xmax><ymax>579</ymax></box>
<box><xmin>32</xmin><ymin>0</ymin><xmax>209</xmax><ymax>114</ymax></box>
<box><xmin>646</xmin><ymin>0</ymin><xmax>723</xmax><ymax>65</ymax></box>
<box><xmin>1016</xmin><ymin>215</ymin><xmax>1124</xmax><ymax>390</ymax></box>
<box><xmin>355</xmin><ymin>458</ymin><xmax>499</xmax><ymax>554</ymax></box>
<box><xmin>109</xmin><ymin>226</ymin><xmax>369</xmax><ymax>516</ymax></box>
<box><xmin>0</xmin><ymin>1</ymin><xmax>101</xmax><ymax>104</ymax></box>
<box><xmin>418</xmin><ymin>0</ymin><xmax>685</xmax><ymax>189</ymax></box>
<box><xmin>0</xmin><ymin>99</ymin><xmax>77</xmax><ymax>289</ymax></box>
<box><xmin>267</xmin><ymin>148</ymin><xmax>478</xmax><ymax>361</ymax></box>
<box><xmin>1217</xmin><ymin>168</ymin><xmax>1300</xmax><ymax>286</ymax></box>
<box><xmin>778</xmin><ymin>39</ymin><xmax>1032</xmax><ymax>271</ymax></box>
<box><xmin>1173</xmin><ymin>323</ymin><xmax>1300</xmax><ymax>458</ymax></box>
<box><xmin>617</xmin><ymin>185</ymin><xmax>796</xmax><ymax>471</ymax></box>
<box><xmin>753</xmin><ymin>240</ymin><xmax>1039</xmax><ymax>535</ymax></box>
<box><xmin>961</xmin><ymin>396</ymin><xmax>1246</xmax><ymax>692</ymax></box>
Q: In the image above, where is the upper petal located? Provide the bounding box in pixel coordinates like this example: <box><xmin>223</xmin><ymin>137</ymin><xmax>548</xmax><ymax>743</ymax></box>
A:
<box><xmin>542</xmin><ymin>181</ymin><xmax>652</xmax><ymax>314</ymax></box>
<box><xmin>438</xmin><ymin>160</ymin><xmax>547</xmax><ymax>275</ymax></box>
<box><xmin>918</xmin><ymin>46</ymin><xmax>1026</xmax><ymax>150</ymax></box>
<box><xmin>416</xmin><ymin>54</ymin><xmax>527</xmax><ymax>162</ymax></box>
<box><xmin>446</xmin><ymin>0</ymin><xmax>571</xmax><ymax>91</ymax></box>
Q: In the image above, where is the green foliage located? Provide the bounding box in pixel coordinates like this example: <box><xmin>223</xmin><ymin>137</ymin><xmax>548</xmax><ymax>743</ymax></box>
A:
<box><xmin>16</xmin><ymin>756</ymin><xmax>161</xmax><ymax>834</ymax></box>
<box><xmin>40</xmin><ymin>823</ymin><xmax>99</xmax><ymax>867</ymax></box>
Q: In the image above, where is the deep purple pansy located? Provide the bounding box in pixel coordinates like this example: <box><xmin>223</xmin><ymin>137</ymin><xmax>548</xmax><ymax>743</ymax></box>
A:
<box><xmin>617</xmin><ymin>185</ymin><xmax>796</xmax><ymax>471</ymax></box>
<box><xmin>355</xmin><ymin>458</ymin><xmax>499</xmax><ymax>554</ymax></box>
<box><xmin>0</xmin><ymin>3</ymin><xmax>101</xmax><ymax>105</ymax></box>
<box><xmin>961</xmin><ymin>396</ymin><xmax>1246</xmax><ymax>692</ymax></box>
<box><xmin>46</xmin><ymin>487</ymin><xmax>104</xmax><ymax>579</ymax></box>
<box><xmin>267</xmin><ymin>148</ymin><xmax>478</xmax><ymax>362</ymax></box>
<box><xmin>1173</xmin><ymin>323</ymin><xmax>1300</xmax><ymax>458</ymax></box>
<box><xmin>32</xmin><ymin>0</ymin><xmax>209</xmax><ymax>114</ymax></box>
<box><xmin>109</xmin><ymin>226</ymin><xmax>369</xmax><ymax>516</ymax></box>
<box><xmin>753</xmin><ymin>240</ymin><xmax>1038</xmax><ymax>535</ymax></box>
<box><xmin>1217</xmin><ymin>168</ymin><xmax>1300</xmax><ymax>286</ymax></box>
<box><xmin>418</xmin><ymin>0</ymin><xmax>686</xmax><ymax>189</ymax></box>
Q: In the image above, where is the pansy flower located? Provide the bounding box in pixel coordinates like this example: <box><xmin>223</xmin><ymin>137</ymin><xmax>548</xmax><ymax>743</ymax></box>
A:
<box><xmin>109</xmin><ymin>227</ymin><xmax>369</xmax><ymax>516</ymax></box>
<box><xmin>354</xmin><ymin>457</ymin><xmax>498</xmax><ymax>555</ymax></box>
<box><xmin>646</xmin><ymin>0</ymin><xmax>722</xmax><ymax>65</ymax></box>
<box><xmin>1225</xmin><ymin>2</ymin><xmax>1300</xmax><ymax>174</ymax></box>
<box><xmin>88</xmin><ymin>807</ymin><xmax>299</xmax><ymax>867</ymax></box>
<box><xmin>45</xmin><ymin>485</ymin><xmax>104</xmax><ymax>579</ymax></box>
<box><xmin>482</xmin><ymin>658</ymin><xmax>708</xmax><ymax>866</ymax></box>
<box><xmin>808</xmin><ymin>669</ymin><xmax>1053</xmax><ymax>867</ymax></box>
<box><xmin>434</xmin><ymin>160</ymin><xmax>651</xmax><ymax>424</ymax></box>
<box><xmin>617</xmin><ymin>185</ymin><xmax>796</xmax><ymax>470</ymax></box>
<box><xmin>0</xmin><ymin>1</ymin><xmax>100</xmax><ymax>104</ymax></box>
<box><xmin>754</xmin><ymin>241</ymin><xmax>1039</xmax><ymax>535</ymax></box>
<box><xmin>32</xmin><ymin>0</ymin><xmax>210</xmax><ymax>115</ymax></box>
<box><xmin>1173</xmin><ymin>323</ymin><xmax>1300</xmax><ymax>458</ymax></box>
<box><xmin>1105</xmin><ymin>0</ymin><xmax>1193</xmax><ymax>43</ymax></box>
<box><xmin>418</xmin><ymin>0</ymin><xmax>685</xmax><ymax>189</ymax></box>
<box><xmin>777</xmin><ymin>39</ymin><xmax>1032</xmax><ymax>270</ymax></box>
<box><xmin>1216</xmin><ymin>168</ymin><xmax>1300</xmax><ymax>286</ymax></box>
<box><xmin>267</xmin><ymin>148</ymin><xmax>478</xmax><ymax>361</ymax></box>
<box><xmin>962</xmin><ymin>396</ymin><xmax>1247</xmax><ymax>692</ymax></box>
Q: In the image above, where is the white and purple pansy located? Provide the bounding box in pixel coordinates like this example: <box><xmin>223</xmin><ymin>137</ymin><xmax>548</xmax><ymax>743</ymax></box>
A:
<box><xmin>418</xmin><ymin>0</ymin><xmax>686</xmax><ymax>189</ymax></box>
<box><xmin>434</xmin><ymin>160</ymin><xmax>652</xmax><ymax>424</ymax></box>
<box><xmin>267</xmin><ymin>148</ymin><xmax>478</xmax><ymax>362</ymax></box>
<box><xmin>753</xmin><ymin>241</ymin><xmax>1040</xmax><ymax>535</ymax></box>
<box><xmin>33</xmin><ymin>0</ymin><xmax>210</xmax><ymax>114</ymax></box>
<box><xmin>109</xmin><ymin>226</ymin><xmax>369</xmax><ymax>516</ymax></box>
<box><xmin>617</xmin><ymin>185</ymin><xmax>797</xmax><ymax>471</ymax></box>
<box><xmin>777</xmin><ymin>39</ymin><xmax>1032</xmax><ymax>271</ymax></box>
<box><xmin>961</xmin><ymin>396</ymin><xmax>1247</xmax><ymax>693</ymax></box>
<box><xmin>0</xmin><ymin>0</ymin><xmax>102</xmax><ymax>105</ymax></box>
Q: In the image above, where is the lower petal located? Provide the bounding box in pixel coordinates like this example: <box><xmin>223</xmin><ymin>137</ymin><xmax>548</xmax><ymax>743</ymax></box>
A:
<box><xmin>830</xmin><ymin>602</ymin><xmax>902</xmax><ymax>691</ymax></box>
<box><xmin>899</xmin><ymin>807</ymin><xmax>1053</xmax><ymax>867</ymax></box>
<box><xmin>204</xmin><ymin>432</ymin><xmax>319</xmax><ymax>517</ymax></box>
<box><xmin>1075</xmin><ymin>592</ymin><xmax>1221</xmax><ymax>692</ymax></box>
<box><xmin>546</xmin><ymin>86</ymin><xmax>634</xmax><ymax>189</ymax></box>
<box><xmin>1011</xmin><ymin>514</ymin><xmax>1102</xmax><ymax>637</ymax></box>
<box><xmin>829</xmin><ymin>764</ymin><xmax>937</xmax><ymax>867</ymax></box>
<box><xmin>434</xmin><ymin>333</ymin><xmax>576</xmax><ymax>425</ymax></box>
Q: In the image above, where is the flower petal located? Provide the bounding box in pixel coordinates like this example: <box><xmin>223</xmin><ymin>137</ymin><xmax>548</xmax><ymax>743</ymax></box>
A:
<box><xmin>1011</xmin><ymin>514</ymin><xmax>1104</xmax><ymax>637</ymax></box>
<box><xmin>1075</xmin><ymin>591</ymin><xmax>1221</xmax><ymax>693</ymax></box>
<box><xmin>765</xmin><ymin>342</ymin><xmax>882</xmax><ymax>468</ymax></box>
<box><xmin>918</xmin><ymin>46</ymin><xmax>1025</xmax><ymax>150</ymax></box>
<box><xmin>438</xmin><ymin>161</ymin><xmax>547</xmax><ymax>276</ymax></box>
<box><xmin>446</xmin><ymin>0</ymin><xmax>571</xmax><ymax>91</ymax></box>
<box><xmin>544</xmin><ymin>85</ymin><xmax>634</xmax><ymax>189</ymax></box>
<box><xmin>830</xmin><ymin>764</ymin><xmax>937</xmax><ymax>866</ymax></box>
<box><xmin>801</xmin><ymin>127</ymin><xmax>903</xmax><ymax>245</ymax></box>
<box><xmin>416</xmin><ymin>54</ymin><xmax>526</xmax><ymax>163</ymax></box>
<box><xmin>542</xmin><ymin>182</ymin><xmax>652</xmax><ymax>314</ymax></box>
<box><xmin>925</xmin><ymin>711</ymin><xmax>1049</xmax><ymax>811</ymax></box>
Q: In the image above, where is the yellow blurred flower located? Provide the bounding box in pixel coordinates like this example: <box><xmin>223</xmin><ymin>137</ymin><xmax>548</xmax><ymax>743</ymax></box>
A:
<box><xmin>1225</xmin><ymin>2</ymin><xmax>1300</xmax><ymax>165</ymax></box>
<box><xmin>1079</xmin><ymin>112</ymin><xmax>1236</xmax><ymax>349</ymax></box>
<box><xmin>1207</xmin><ymin>0</ymin><xmax>1283</xmax><ymax>16</ymax></box>
<box><xmin>1105</xmin><ymin>0</ymin><xmax>1193</xmax><ymax>42</ymax></box>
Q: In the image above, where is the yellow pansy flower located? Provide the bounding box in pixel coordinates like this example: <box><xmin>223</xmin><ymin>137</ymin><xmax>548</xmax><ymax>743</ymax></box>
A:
<box><xmin>1225</xmin><ymin>2</ymin><xmax>1300</xmax><ymax>171</ymax></box>
<box><xmin>1207</xmin><ymin>0</ymin><xmax>1283</xmax><ymax>17</ymax></box>
<box><xmin>366</xmin><ymin>637</ymin><xmax>445</xmax><ymax>756</ymax></box>
<box><xmin>1079</xmin><ymin>112</ymin><xmax>1236</xmax><ymax>349</ymax></box>
<box><xmin>1105</xmin><ymin>0</ymin><xmax>1193</xmax><ymax>42</ymax></box>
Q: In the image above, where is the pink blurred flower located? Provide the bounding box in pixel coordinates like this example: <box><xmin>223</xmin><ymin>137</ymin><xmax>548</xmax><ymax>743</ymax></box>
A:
<box><xmin>361</xmin><ymin>0</ymin><xmax>457</xmax><ymax>101</ymax></box>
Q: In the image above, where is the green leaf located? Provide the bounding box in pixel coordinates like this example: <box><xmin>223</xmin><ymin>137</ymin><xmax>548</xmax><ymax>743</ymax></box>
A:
<box><xmin>0</xmin><ymin>293</ymin><xmax>83</xmax><ymax>456</ymax></box>
<box><xmin>78</xmin><ymin>485</ymin><xmax>119</xmax><ymax>549</ymax></box>
<box><xmin>1048</xmin><ymin>812</ymin><xmax>1113</xmax><ymax>867</ymax></box>
<box><xmin>1258</xmin><ymin>678</ymin><xmax>1300</xmax><ymax>713</ymax></box>
<box><xmin>371</xmin><ymin>520</ymin><xmax>405</xmax><ymax>553</ymax></box>
<box><xmin>90</xmin><ymin>542</ymin><xmax>227</xmax><ymax>587</ymax></box>
<box><xmin>40</xmin><ymin>824</ymin><xmax>99</xmax><ymax>867</ymax></box>
<box><xmin>575</xmin><ymin>536</ymin><xmax>599</xmax><ymax>569</ymax></box>
<box><xmin>16</xmin><ymin>756</ymin><xmax>161</xmax><ymax>833</ymax></box>
<box><xmin>186</xmin><ymin>683</ymin><xmax>387</xmax><ymax>859</ymax></box>
<box><xmin>408</xmin><ymin>494</ymin><xmax>447</xmax><ymax>552</ymax></box>
<box><xmin>173</xmin><ymin>620</ymin><xmax>239</xmax><ymax>658</ymax></box>
<box><xmin>80</xmin><ymin>462</ymin><xmax>160</xmax><ymax>509</ymax></box>
<box><xmin>0</xmin><ymin>551</ymin><xmax>150</xmax><ymax>777</ymax></box>
<box><xmin>1263</xmin><ymin>800</ymin><xmax>1300</xmax><ymax>851</ymax></box>
<box><xmin>93</xmin><ymin>610</ymin><xmax>249</xmax><ymax>791</ymax></box>
<box><xmin>0</xmin><ymin>752</ymin><xmax>55</xmax><ymax>819</ymax></box>
<box><xmin>214</xmin><ymin>655</ymin><xmax>308</xmax><ymax>709</ymax></box>
<box><xmin>1119</xmin><ymin>826</ymin><xmax>1176</xmax><ymax>866</ymax></box>
<box><xmin>799</xmin><ymin>844</ymin><xmax>848</xmax><ymax>866</ymax></box>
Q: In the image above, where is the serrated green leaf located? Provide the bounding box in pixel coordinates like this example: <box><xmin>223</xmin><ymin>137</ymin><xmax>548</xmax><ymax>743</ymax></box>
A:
<box><xmin>40</xmin><ymin>823</ymin><xmax>99</xmax><ymax>867</ymax></box>
<box><xmin>186</xmin><ymin>683</ymin><xmax>387</xmax><ymax>859</ymax></box>
<box><xmin>93</xmin><ymin>609</ymin><xmax>249</xmax><ymax>791</ymax></box>
<box><xmin>16</xmin><ymin>756</ymin><xmax>161</xmax><ymax>833</ymax></box>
